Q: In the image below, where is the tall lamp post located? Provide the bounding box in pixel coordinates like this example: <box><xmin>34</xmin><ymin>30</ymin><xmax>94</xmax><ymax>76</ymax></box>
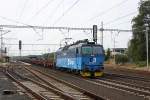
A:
<box><xmin>144</xmin><ymin>14</ymin><xmax>150</xmax><ymax>70</ymax></box>
<box><xmin>146</xmin><ymin>26</ymin><xmax>149</xmax><ymax>69</ymax></box>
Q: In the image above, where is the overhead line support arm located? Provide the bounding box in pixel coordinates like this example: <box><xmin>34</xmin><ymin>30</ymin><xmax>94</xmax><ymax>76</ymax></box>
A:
<box><xmin>0</xmin><ymin>25</ymin><xmax>132</xmax><ymax>32</ymax></box>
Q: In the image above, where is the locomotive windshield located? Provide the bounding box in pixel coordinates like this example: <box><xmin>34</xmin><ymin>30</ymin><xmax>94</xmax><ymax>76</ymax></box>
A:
<box><xmin>82</xmin><ymin>46</ymin><xmax>92</xmax><ymax>54</ymax></box>
<box><xmin>93</xmin><ymin>47</ymin><xmax>103</xmax><ymax>54</ymax></box>
<box><xmin>82</xmin><ymin>46</ymin><xmax>103</xmax><ymax>55</ymax></box>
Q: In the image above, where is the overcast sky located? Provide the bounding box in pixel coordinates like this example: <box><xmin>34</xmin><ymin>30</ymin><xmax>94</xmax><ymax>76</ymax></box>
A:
<box><xmin>0</xmin><ymin>0</ymin><xmax>140</xmax><ymax>56</ymax></box>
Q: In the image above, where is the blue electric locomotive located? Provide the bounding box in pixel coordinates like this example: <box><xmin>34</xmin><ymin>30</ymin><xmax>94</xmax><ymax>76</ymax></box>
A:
<box><xmin>55</xmin><ymin>39</ymin><xmax>105</xmax><ymax>77</ymax></box>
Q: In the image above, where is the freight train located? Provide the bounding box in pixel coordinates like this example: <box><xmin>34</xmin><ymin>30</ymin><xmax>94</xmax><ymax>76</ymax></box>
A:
<box><xmin>23</xmin><ymin>39</ymin><xmax>105</xmax><ymax>77</ymax></box>
<box><xmin>23</xmin><ymin>54</ymin><xmax>54</xmax><ymax>68</ymax></box>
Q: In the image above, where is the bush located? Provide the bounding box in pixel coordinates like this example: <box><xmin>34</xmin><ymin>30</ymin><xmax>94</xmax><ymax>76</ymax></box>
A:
<box><xmin>136</xmin><ymin>61</ymin><xmax>146</xmax><ymax>67</ymax></box>
<box><xmin>115</xmin><ymin>54</ymin><xmax>129</xmax><ymax>64</ymax></box>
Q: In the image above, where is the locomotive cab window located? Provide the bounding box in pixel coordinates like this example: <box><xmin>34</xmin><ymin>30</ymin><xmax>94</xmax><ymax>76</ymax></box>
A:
<box><xmin>93</xmin><ymin>47</ymin><xmax>103</xmax><ymax>54</ymax></box>
<box><xmin>82</xmin><ymin>46</ymin><xmax>92</xmax><ymax>55</ymax></box>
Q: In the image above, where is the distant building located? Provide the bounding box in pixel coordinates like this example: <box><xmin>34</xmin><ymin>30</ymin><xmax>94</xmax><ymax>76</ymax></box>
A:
<box><xmin>110</xmin><ymin>48</ymin><xmax>127</xmax><ymax>55</ymax></box>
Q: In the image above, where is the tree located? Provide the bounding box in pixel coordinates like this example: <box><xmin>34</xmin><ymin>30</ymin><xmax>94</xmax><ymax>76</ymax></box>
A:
<box><xmin>128</xmin><ymin>0</ymin><xmax>150</xmax><ymax>62</ymax></box>
<box><xmin>105</xmin><ymin>48</ymin><xmax>111</xmax><ymax>61</ymax></box>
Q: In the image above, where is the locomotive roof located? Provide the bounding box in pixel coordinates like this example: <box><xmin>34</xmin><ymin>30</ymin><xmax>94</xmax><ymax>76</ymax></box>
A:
<box><xmin>57</xmin><ymin>39</ymin><xmax>103</xmax><ymax>52</ymax></box>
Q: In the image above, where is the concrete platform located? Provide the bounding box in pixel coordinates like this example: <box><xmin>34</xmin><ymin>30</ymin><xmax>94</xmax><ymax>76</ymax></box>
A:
<box><xmin>0</xmin><ymin>69</ymin><xmax>31</xmax><ymax>100</ymax></box>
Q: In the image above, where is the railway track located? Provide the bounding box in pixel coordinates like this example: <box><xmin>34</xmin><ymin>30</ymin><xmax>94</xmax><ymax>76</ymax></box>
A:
<box><xmin>20</xmin><ymin>62</ymin><xmax>149</xmax><ymax>100</ymax></box>
<box><xmin>105</xmin><ymin>72</ymin><xmax>150</xmax><ymax>83</ymax></box>
<box><xmin>103</xmin><ymin>72</ymin><xmax>150</xmax><ymax>88</ymax></box>
<box><xmin>98</xmin><ymin>78</ymin><xmax>150</xmax><ymax>92</ymax></box>
<box><xmin>24</xmin><ymin>66</ymin><xmax>103</xmax><ymax>100</ymax></box>
<box><xmin>4</xmin><ymin>68</ymin><xmax>79</xmax><ymax>100</ymax></box>
<box><xmin>58</xmin><ymin>71</ymin><xmax>150</xmax><ymax>100</ymax></box>
<box><xmin>91</xmin><ymin>78</ymin><xmax>150</xmax><ymax>99</ymax></box>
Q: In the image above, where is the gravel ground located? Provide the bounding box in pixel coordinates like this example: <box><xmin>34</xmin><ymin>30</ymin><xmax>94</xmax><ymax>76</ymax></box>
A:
<box><xmin>104</xmin><ymin>64</ymin><xmax>150</xmax><ymax>80</ymax></box>
<box><xmin>32</xmin><ymin>65</ymin><xmax>148</xmax><ymax>100</ymax></box>
<box><xmin>0</xmin><ymin>68</ymin><xmax>31</xmax><ymax>100</ymax></box>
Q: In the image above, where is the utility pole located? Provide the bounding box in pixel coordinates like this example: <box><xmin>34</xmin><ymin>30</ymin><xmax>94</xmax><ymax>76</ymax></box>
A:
<box><xmin>0</xmin><ymin>28</ymin><xmax>10</xmax><ymax>59</ymax></box>
<box><xmin>144</xmin><ymin>15</ymin><xmax>149</xmax><ymax>70</ymax></box>
<box><xmin>146</xmin><ymin>26</ymin><xmax>149</xmax><ymax>69</ymax></box>
<box><xmin>1</xmin><ymin>31</ymin><xmax>2</xmax><ymax>58</ymax></box>
<box><xmin>144</xmin><ymin>13</ymin><xmax>150</xmax><ymax>70</ymax></box>
<box><xmin>101</xmin><ymin>22</ymin><xmax>104</xmax><ymax>45</ymax></box>
<box><xmin>113</xmin><ymin>36</ymin><xmax>116</xmax><ymax>64</ymax></box>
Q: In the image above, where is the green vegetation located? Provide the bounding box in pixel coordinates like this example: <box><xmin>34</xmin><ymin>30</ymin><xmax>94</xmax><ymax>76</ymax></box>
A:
<box><xmin>115</xmin><ymin>54</ymin><xmax>129</xmax><ymax>65</ymax></box>
<box><xmin>128</xmin><ymin>0</ymin><xmax>150</xmax><ymax>64</ymax></box>
<box><xmin>136</xmin><ymin>61</ymin><xmax>147</xmax><ymax>67</ymax></box>
<box><xmin>105</xmin><ymin>48</ymin><xmax>111</xmax><ymax>61</ymax></box>
<box><xmin>42</xmin><ymin>52</ymin><xmax>55</xmax><ymax>60</ymax></box>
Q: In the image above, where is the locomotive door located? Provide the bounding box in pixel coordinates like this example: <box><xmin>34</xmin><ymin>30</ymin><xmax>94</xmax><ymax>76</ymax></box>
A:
<box><xmin>76</xmin><ymin>48</ymin><xmax>79</xmax><ymax>70</ymax></box>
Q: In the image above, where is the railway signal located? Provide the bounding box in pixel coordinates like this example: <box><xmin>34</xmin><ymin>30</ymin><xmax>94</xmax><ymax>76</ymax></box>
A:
<box><xmin>19</xmin><ymin>40</ymin><xmax>22</xmax><ymax>58</ymax></box>
<box><xmin>4</xmin><ymin>47</ymin><xmax>7</xmax><ymax>53</ymax></box>
<box><xmin>93</xmin><ymin>25</ymin><xmax>97</xmax><ymax>44</ymax></box>
<box><xmin>19</xmin><ymin>40</ymin><xmax>22</xmax><ymax>50</ymax></box>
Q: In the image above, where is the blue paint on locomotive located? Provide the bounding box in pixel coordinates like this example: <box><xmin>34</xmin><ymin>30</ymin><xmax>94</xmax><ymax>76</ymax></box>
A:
<box><xmin>56</xmin><ymin>57</ymin><xmax>82</xmax><ymax>70</ymax></box>
<box><xmin>55</xmin><ymin>39</ymin><xmax>105</xmax><ymax>74</ymax></box>
<box><xmin>82</xmin><ymin>55</ymin><xmax>104</xmax><ymax>71</ymax></box>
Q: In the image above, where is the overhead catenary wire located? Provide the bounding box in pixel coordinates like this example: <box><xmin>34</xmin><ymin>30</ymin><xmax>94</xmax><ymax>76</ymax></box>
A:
<box><xmin>53</xmin><ymin>0</ymin><xmax>80</xmax><ymax>25</ymax></box>
<box><xmin>0</xmin><ymin>16</ymin><xmax>45</xmax><ymax>37</ymax></box>
<box><xmin>0</xmin><ymin>16</ymin><xmax>132</xmax><ymax>32</ymax></box>
<box><xmin>113</xmin><ymin>20</ymin><xmax>132</xmax><ymax>27</ymax></box>
<box><xmin>43</xmin><ymin>0</ymin><xmax>64</xmax><ymax>25</ymax></box>
<box><xmin>104</xmin><ymin>11</ymin><xmax>137</xmax><ymax>25</ymax></box>
<box><xmin>19</xmin><ymin>0</ymin><xmax>29</xmax><ymax>20</ymax></box>
<box><xmin>27</xmin><ymin>0</ymin><xmax>55</xmax><ymax>22</ymax></box>
<box><xmin>0</xmin><ymin>16</ymin><xmax>36</xmax><ymax>28</ymax></box>
<box><xmin>104</xmin><ymin>20</ymin><xmax>132</xmax><ymax>29</ymax></box>
<box><xmin>88</xmin><ymin>0</ymin><xmax>129</xmax><ymax>21</ymax></box>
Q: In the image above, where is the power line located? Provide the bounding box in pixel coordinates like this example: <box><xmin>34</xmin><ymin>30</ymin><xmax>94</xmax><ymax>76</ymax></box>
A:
<box><xmin>19</xmin><ymin>0</ymin><xmax>29</xmax><ymax>19</ymax></box>
<box><xmin>104</xmin><ymin>11</ymin><xmax>137</xmax><ymax>25</ymax></box>
<box><xmin>0</xmin><ymin>16</ymin><xmax>34</xmax><ymax>27</ymax></box>
<box><xmin>0</xmin><ymin>15</ymin><xmax>35</xmax><ymax>30</ymax></box>
<box><xmin>43</xmin><ymin>0</ymin><xmax>64</xmax><ymax>25</ymax></box>
<box><xmin>88</xmin><ymin>0</ymin><xmax>129</xmax><ymax>21</ymax></box>
<box><xmin>0</xmin><ymin>16</ymin><xmax>132</xmax><ymax>34</ymax></box>
<box><xmin>0</xmin><ymin>11</ymin><xmax>132</xmax><ymax>34</ymax></box>
<box><xmin>0</xmin><ymin>16</ymin><xmax>45</xmax><ymax>37</ymax></box>
<box><xmin>113</xmin><ymin>20</ymin><xmax>132</xmax><ymax>26</ymax></box>
<box><xmin>28</xmin><ymin>0</ymin><xmax>55</xmax><ymax>22</ymax></box>
<box><xmin>53</xmin><ymin>0</ymin><xmax>80</xmax><ymax>25</ymax></box>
